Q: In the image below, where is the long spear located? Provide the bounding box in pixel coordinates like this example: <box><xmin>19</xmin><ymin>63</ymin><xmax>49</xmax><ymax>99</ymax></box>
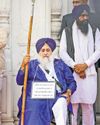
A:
<box><xmin>21</xmin><ymin>1</ymin><xmax>36</xmax><ymax>125</ymax></box>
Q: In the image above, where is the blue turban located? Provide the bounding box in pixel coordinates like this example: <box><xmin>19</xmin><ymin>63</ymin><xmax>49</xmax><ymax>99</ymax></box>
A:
<box><xmin>36</xmin><ymin>38</ymin><xmax>56</xmax><ymax>53</ymax></box>
<box><xmin>72</xmin><ymin>4</ymin><xmax>90</xmax><ymax>20</ymax></box>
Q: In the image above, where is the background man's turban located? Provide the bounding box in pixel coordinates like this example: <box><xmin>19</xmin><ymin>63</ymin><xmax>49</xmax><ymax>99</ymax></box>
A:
<box><xmin>36</xmin><ymin>38</ymin><xmax>56</xmax><ymax>53</ymax></box>
<box><xmin>72</xmin><ymin>4</ymin><xmax>90</xmax><ymax>20</ymax></box>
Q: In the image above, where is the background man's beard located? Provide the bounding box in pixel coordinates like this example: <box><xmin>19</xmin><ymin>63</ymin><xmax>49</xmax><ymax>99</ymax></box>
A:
<box><xmin>76</xmin><ymin>20</ymin><xmax>89</xmax><ymax>35</ymax></box>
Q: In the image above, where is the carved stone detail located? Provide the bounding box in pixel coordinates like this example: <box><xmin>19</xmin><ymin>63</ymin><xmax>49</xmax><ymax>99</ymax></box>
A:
<box><xmin>51</xmin><ymin>0</ymin><xmax>62</xmax><ymax>43</ymax></box>
<box><xmin>0</xmin><ymin>28</ymin><xmax>8</xmax><ymax>73</ymax></box>
<box><xmin>0</xmin><ymin>3</ymin><xmax>11</xmax><ymax>124</ymax></box>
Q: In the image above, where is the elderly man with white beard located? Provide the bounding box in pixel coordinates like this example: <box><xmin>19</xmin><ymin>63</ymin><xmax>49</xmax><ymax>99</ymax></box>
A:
<box><xmin>16</xmin><ymin>38</ymin><xmax>77</xmax><ymax>125</ymax></box>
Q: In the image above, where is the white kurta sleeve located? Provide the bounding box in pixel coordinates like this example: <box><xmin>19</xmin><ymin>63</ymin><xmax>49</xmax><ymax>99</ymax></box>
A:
<box><xmin>59</xmin><ymin>29</ymin><xmax>76</xmax><ymax>68</ymax></box>
<box><xmin>85</xmin><ymin>28</ymin><xmax>100</xmax><ymax>67</ymax></box>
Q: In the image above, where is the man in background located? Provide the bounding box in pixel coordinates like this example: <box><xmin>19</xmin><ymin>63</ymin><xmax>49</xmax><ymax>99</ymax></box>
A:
<box><xmin>59</xmin><ymin>0</ymin><xmax>88</xmax><ymax>36</ymax></box>
<box><xmin>59</xmin><ymin>5</ymin><xmax>100</xmax><ymax>125</ymax></box>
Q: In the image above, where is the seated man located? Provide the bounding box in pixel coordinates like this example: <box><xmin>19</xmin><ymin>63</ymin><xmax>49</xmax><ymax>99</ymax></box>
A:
<box><xmin>16</xmin><ymin>38</ymin><xmax>77</xmax><ymax>125</ymax></box>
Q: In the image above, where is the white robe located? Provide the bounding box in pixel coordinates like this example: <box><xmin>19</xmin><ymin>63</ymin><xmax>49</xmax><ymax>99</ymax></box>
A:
<box><xmin>59</xmin><ymin>22</ymin><xmax>100</xmax><ymax>104</ymax></box>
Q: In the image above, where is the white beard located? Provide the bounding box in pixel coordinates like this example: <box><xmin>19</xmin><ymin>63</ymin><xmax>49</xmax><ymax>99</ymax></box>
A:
<box><xmin>38</xmin><ymin>55</ymin><xmax>54</xmax><ymax>70</ymax></box>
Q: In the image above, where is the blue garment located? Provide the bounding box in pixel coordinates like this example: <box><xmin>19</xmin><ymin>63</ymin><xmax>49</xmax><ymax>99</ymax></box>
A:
<box><xmin>16</xmin><ymin>58</ymin><xmax>76</xmax><ymax>125</ymax></box>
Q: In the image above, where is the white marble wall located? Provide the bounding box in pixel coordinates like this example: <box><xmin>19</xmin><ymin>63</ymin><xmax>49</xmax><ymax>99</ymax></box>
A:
<box><xmin>0</xmin><ymin>0</ymin><xmax>12</xmax><ymax>124</ymax></box>
<box><xmin>0</xmin><ymin>28</ymin><xmax>7</xmax><ymax>125</ymax></box>
<box><xmin>0</xmin><ymin>0</ymin><xmax>100</xmax><ymax>125</ymax></box>
<box><xmin>51</xmin><ymin>0</ymin><xmax>62</xmax><ymax>40</ymax></box>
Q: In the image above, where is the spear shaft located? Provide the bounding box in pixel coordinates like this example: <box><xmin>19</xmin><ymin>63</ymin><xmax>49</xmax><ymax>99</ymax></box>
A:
<box><xmin>21</xmin><ymin>2</ymin><xmax>35</xmax><ymax>125</ymax></box>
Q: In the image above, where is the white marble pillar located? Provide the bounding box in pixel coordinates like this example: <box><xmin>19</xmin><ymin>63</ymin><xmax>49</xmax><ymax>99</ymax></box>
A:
<box><xmin>1</xmin><ymin>74</ymin><xmax>14</xmax><ymax>125</ymax></box>
<box><xmin>51</xmin><ymin>0</ymin><xmax>62</xmax><ymax>41</ymax></box>
<box><xmin>0</xmin><ymin>26</ymin><xmax>10</xmax><ymax>125</ymax></box>
<box><xmin>0</xmin><ymin>75</ymin><xmax>4</xmax><ymax>125</ymax></box>
<box><xmin>0</xmin><ymin>0</ymin><xmax>13</xmax><ymax>125</ymax></box>
<box><xmin>51</xmin><ymin>0</ymin><xmax>62</xmax><ymax>56</ymax></box>
<box><xmin>0</xmin><ymin>0</ymin><xmax>10</xmax><ymax>11</ymax></box>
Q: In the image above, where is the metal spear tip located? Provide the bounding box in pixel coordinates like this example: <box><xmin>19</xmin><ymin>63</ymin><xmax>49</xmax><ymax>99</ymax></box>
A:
<box><xmin>31</xmin><ymin>0</ymin><xmax>36</xmax><ymax>4</ymax></box>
